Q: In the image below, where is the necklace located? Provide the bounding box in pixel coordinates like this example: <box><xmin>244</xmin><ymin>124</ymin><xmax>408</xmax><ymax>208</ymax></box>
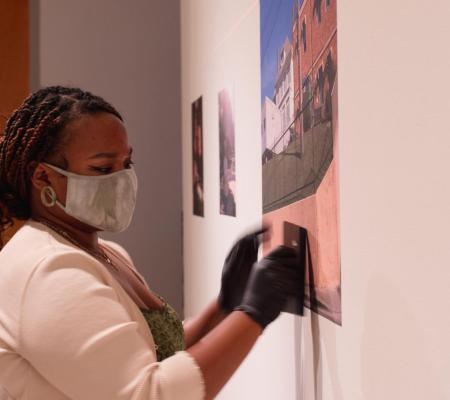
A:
<box><xmin>31</xmin><ymin>216</ymin><xmax>119</xmax><ymax>272</ymax></box>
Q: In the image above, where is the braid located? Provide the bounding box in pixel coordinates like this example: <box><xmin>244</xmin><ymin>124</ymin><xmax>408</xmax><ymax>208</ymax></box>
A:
<box><xmin>0</xmin><ymin>86</ymin><xmax>123</xmax><ymax>248</ymax></box>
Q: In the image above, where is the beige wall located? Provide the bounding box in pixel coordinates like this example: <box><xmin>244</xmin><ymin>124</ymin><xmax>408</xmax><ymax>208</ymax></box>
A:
<box><xmin>30</xmin><ymin>0</ymin><xmax>184</xmax><ymax>314</ymax></box>
<box><xmin>181</xmin><ymin>0</ymin><xmax>450</xmax><ymax>399</ymax></box>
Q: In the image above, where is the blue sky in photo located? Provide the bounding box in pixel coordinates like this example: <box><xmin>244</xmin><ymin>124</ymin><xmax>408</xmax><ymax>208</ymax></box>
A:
<box><xmin>260</xmin><ymin>0</ymin><xmax>302</xmax><ymax>103</ymax></box>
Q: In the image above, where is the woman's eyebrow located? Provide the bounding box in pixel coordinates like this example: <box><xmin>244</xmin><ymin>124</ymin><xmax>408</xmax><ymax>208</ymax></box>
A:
<box><xmin>87</xmin><ymin>147</ymin><xmax>133</xmax><ymax>159</ymax></box>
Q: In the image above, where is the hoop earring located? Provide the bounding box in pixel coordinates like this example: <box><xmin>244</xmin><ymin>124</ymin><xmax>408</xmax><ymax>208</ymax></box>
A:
<box><xmin>40</xmin><ymin>186</ymin><xmax>57</xmax><ymax>207</ymax></box>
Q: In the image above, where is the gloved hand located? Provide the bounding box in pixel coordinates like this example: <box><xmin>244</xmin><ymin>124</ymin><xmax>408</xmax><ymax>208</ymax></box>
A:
<box><xmin>234</xmin><ymin>245</ymin><xmax>302</xmax><ymax>331</ymax></box>
<box><xmin>217</xmin><ymin>227</ymin><xmax>268</xmax><ymax>313</ymax></box>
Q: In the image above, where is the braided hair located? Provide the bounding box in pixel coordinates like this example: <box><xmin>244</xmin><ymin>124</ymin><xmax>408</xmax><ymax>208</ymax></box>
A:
<box><xmin>0</xmin><ymin>86</ymin><xmax>123</xmax><ymax>248</ymax></box>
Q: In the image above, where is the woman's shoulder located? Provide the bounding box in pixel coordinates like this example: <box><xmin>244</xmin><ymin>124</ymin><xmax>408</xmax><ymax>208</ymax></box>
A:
<box><xmin>1</xmin><ymin>219</ymin><xmax>71</xmax><ymax>260</ymax></box>
<box><xmin>0</xmin><ymin>219</ymin><xmax>108</xmax><ymax>281</ymax></box>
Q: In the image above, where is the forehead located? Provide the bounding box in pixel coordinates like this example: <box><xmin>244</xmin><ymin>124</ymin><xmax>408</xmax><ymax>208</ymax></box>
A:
<box><xmin>63</xmin><ymin>113</ymin><xmax>129</xmax><ymax>156</ymax></box>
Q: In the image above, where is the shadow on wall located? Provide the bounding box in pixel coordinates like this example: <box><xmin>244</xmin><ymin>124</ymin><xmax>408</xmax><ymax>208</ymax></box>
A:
<box><xmin>297</xmin><ymin>272</ymin><xmax>447</xmax><ymax>400</ymax></box>
<box><xmin>295</xmin><ymin>307</ymin><xmax>343</xmax><ymax>399</ymax></box>
<box><xmin>361</xmin><ymin>274</ymin><xmax>446</xmax><ymax>400</ymax></box>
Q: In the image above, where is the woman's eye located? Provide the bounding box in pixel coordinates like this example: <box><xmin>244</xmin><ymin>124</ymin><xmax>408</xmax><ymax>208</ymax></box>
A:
<box><xmin>90</xmin><ymin>160</ymin><xmax>135</xmax><ymax>174</ymax></box>
<box><xmin>91</xmin><ymin>166</ymin><xmax>112</xmax><ymax>174</ymax></box>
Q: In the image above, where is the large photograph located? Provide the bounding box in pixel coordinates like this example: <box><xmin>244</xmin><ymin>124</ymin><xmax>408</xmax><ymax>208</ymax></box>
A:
<box><xmin>260</xmin><ymin>0</ymin><xmax>341</xmax><ymax>324</ymax></box>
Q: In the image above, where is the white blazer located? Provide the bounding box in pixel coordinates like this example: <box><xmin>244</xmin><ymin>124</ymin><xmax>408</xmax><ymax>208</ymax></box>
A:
<box><xmin>0</xmin><ymin>219</ymin><xmax>205</xmax><ymax>400</ymax></box>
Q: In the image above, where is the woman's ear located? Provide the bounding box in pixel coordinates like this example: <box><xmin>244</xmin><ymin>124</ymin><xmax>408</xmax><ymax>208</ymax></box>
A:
<box><xmin>29</xmin><ymin>162</ymin><xmax>52</xmax><ymax>191</ymax></box>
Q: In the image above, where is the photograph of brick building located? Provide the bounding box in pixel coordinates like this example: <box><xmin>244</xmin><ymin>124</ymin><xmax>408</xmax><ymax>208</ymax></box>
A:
<box><xmin>260</xmin><ymin>0</ymin><xmax>341</xmax><ymax>324</ymax></box>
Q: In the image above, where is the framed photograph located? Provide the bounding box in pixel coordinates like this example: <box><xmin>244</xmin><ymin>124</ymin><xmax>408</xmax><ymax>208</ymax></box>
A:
<box><xmin>219</xmin><ymin>88</ymin><xmax>236</xmax><ymax>217</ymax></box>
<box><xmin>192</xmin><ymin>96</ymin><xmax>204</xmax><ymax>217</ymax></box>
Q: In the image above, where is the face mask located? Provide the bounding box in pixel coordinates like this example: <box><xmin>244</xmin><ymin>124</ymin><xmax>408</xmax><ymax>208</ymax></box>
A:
<box><xmin>41</xmin><ymin>162</ymin><xmax>138</xmax><ymax>232</ymax></box>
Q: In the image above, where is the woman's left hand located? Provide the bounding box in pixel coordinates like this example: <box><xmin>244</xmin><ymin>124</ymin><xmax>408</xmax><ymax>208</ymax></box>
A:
<box><xmin>217</xmin><ymin>226</ymin><xmax>268</xmax><ymax>313</ymax></box>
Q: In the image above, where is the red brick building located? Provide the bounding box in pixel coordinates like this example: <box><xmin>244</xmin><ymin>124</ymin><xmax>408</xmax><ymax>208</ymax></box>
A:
<box><xmin>292</xmin><ymin>0</ymin><xmax>337</xmax><ymax>137</ymax></box>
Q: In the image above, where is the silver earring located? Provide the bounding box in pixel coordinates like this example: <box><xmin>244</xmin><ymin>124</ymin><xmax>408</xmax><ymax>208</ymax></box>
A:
<box><xmin>40</xmin><ymin>186</ymin><xmax>57</xmax><ymax>207</ymax></box>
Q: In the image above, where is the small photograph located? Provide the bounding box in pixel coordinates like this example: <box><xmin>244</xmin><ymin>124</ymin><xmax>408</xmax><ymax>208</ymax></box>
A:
<box><xmin>192</xmin><ymin>96</ymin><xmax>204</xmax><ymax>217</ymax></box>
<box><xmin>218</xmin><ymin>88</ymin><xmax>236</xmax><ymax>217</ymax></box>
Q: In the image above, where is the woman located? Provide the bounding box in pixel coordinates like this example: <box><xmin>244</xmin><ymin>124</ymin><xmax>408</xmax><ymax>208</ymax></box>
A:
<box><xmin>0</xmin><ymin>86</ymin><xmax>302</xmax><ymax>400</ymax></box>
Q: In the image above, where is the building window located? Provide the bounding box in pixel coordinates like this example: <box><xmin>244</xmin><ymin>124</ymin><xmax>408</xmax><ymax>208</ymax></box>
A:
<box><xmin>301</xmin><ymin>19</ymin><xmax>307</xmax><ymax>52</ymax></box>
<box><xmin>314</xmin><ymin>0</ymin><xmax>322</xmax><ymax>24</ymax></box>
<box><xmin>286</xmin><ymin>101</ymin><xmax>290</xmax><ymax>125</ymax></box>
<box><xmin>317</xmin><ymin>66</ymin><xmax>325</xmax><ymax>105</ymax></box>
<box><xmin>285</xmin><ymin>107</ymin><xmax>289</xmax><ymax>130</ymax></box>
<box><xmin>325</xmin><ymin>52</ymin><xmax>336</xmax><ymax>88</ymax></box>
<box><xmin>294</xmin><ymin>28</ymin><xmax>299</xmax><ymax>55</ymax></box>
<box><xmin>301</xmin><ymin>76</ymin><xmax>312</xmax><ymax>132</ymax></box>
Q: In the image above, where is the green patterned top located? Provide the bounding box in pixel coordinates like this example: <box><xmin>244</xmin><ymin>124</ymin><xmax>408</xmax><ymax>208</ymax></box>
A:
<box><xmin>139</xmin><ymin>293</ymin><xmax>185</xmax><ymax>361</ymax></box>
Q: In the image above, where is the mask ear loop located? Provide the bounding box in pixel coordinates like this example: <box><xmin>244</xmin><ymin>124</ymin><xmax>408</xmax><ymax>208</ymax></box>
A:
<box><xmin>40</xmin><ymin>186</ymin><xmax>57</xmax><ymax>207</ymax></box>
<box><xmin>40</xmin><ymin>162</ymin><xmax>66</xmax><ymax>208</ymax></box>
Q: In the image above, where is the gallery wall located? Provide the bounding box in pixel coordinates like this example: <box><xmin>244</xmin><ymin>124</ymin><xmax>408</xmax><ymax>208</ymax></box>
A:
<box><xmin>30</xmin><ymin>0</ymin><xmax>184</xmax><ymax>314</ymax></box>
<box><xmin>180</xmin><ymin>0</ymin><xmax>450</xmax><ymax>399</ymax></box>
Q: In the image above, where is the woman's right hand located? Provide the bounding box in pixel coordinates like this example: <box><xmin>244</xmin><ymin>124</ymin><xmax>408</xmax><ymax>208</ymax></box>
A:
<box><xmin>234</xmin><ymin>245</ymin><xmax>302</xmax><ymax>331</ymax></box>
<box><xmin>186</xmin><ymin>245</ymin><xmax>302</xmax><ymax>399</ymax></box>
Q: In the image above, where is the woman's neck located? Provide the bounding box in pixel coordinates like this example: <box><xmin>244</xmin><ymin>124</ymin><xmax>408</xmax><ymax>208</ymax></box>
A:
<box><xmin>30</xmin><ymin>211</ymin><xmax>100</xmax><ymax>252</ymax></box>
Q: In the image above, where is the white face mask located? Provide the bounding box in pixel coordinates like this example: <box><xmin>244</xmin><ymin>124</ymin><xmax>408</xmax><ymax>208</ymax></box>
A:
<box><xmin>42</xmin><ymin>162</ymin><xmax>138</xmax><ymax>232</ymax></box>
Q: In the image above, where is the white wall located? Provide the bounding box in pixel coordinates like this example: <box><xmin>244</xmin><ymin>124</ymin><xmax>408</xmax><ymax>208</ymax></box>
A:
<box><xmin>30</xmin><ymin>0</ymin><xmax>184</xmax><ymax>314</ymax></box>
<box><xmin>181</xmin><ymin>0</ymin><xmax>450</xmax><ymax>399</ymax></box>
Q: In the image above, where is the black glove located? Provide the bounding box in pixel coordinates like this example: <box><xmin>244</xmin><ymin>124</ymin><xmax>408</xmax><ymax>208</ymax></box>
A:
<box><xmin>217</xmin><ymin>227</ymin><xmax>268</xmax><ymax>313</ymax></box>
<box><xmin>234</xmin><ymin>245</ymin><xmax>302</xmax><ymax>331</ymax></box>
